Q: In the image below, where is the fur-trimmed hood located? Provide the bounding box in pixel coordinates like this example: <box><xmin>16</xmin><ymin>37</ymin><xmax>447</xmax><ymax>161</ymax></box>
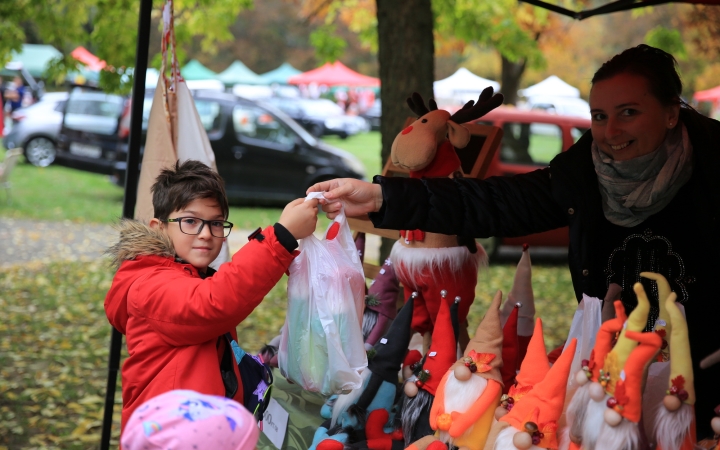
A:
<box><xmin>105</xmin><ymin>219</ymin><xmax>177</xmax><ymax>335</ymax></box>
<box><xmin>106</xmin><ymin>219</ymin><xmax>175</xmax><ymax>269</ymax></box>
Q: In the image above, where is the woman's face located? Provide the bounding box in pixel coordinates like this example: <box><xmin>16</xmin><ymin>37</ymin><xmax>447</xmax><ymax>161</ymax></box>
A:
<box><xmin>589</xmin><ymin>72</ymin><xmax>680</xmax><ymax>161</ymax></box>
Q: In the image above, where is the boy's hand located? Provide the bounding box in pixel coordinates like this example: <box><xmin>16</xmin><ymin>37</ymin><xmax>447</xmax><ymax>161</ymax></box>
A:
<box><xmin>279</xmin><ymin>198</ymin><xmax>319</xmax><ymax>239</ymax></box>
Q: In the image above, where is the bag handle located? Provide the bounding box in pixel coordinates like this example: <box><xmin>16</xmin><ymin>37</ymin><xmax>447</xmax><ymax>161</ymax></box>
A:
<box><xmin>305</xmin><ymin>192</ymin><xmax>346</xmax><ymax>240</ymax></box>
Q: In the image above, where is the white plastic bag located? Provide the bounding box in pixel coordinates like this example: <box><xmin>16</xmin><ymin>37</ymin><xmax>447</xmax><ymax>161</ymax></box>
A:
<box><xmin>279</xmin><ymin>194</ymin><xmax>368</xmax><ymax>395</ymax></box>
<box><xmin>564</xmin><ymin>294</ymin><xmax>602</xmax><ymax>389</ymax></box>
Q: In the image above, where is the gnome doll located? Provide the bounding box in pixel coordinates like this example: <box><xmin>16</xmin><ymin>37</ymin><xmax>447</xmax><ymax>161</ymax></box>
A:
<box><xmin>594</xmin><ymin>329</ymin><xmax>661</xmax><ymax>450</ymax></box>
<box><xmin>404</xmin><ymin>436</ymin><xmax>447</xmax><ymax>450</ymax></box>
<box><xmin>316</xmin><ymin>295</ymin><xmax>416</xmax><ymax>449</ymax></box>
<box><xmin>501</xmin><ymin>244</ymin><xmax>535</xmax><ymax>363</ymax></box>
<box><xmin>500</xmin><ymin>303</ymin><xmax>520</xmax><ymax>392</ymax></box>
<box><xmin>401</xmin><ymin>295</ymin><xmax>459</xmax><ymax>446</ymax></box>
<box><xmin>496</xmin><ymin>318</ymin><xmax>551</xmax><ymax>420</ymax></box>
<box><xmin>560</xmin><ymin>300</ymin><xmax>627</xmax><ymax>450</ymax></box>
<box><xmin>429</xmin><ymin>290</ymin><xmax>505</xmax><ymax>450</ymax></box>
<box><xmin>564</xmin><ymin>283</ymin><xmax>651</xmax><ymax>450</ymax></box>
<box><xmin>484</xmin><ymin>338</ymin><xmax>578</xmax><ymax>450</ymax></box>
<box><xmin>651</xmin><ymin>291</ymin><xmax>697</xmax><ymax>450</ymax></box>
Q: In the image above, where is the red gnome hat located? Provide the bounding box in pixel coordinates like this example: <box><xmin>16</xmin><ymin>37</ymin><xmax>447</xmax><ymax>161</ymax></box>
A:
<box><xmin>501</xmin><ymin>304</ymin><xmax>520</xmax><ymax>393</ymax></box>
<box><xmin>497</xmin><ymin>338</ymin><xmax>578</xmax><ymax>449</ymax></box>
<box><xmin>497</xmin><ymin>317</ymin><xmax>550</xmax><ymax>420</ymax></box>
<box><xmin>419</xmin><ymin>296</ymin><xmax>458</xmax><ymax>396</ymax></box>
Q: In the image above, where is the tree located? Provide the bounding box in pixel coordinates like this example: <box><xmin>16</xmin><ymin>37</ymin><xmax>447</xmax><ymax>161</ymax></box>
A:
<box><xmin>0</xmin><ymin>0</ymin><xmax>251</xmax><ymax>93</ymax></box>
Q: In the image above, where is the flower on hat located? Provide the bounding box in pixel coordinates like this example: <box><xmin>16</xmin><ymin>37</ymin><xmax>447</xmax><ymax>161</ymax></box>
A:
<box><xmin>464</xmin><ymin>350</ymin><xmax>496</xmax><ymax>374</ymax></box>
<box><xmin>666</xmin><ymin>375</ymin><xmax>690</xmax><ymax>402</ymax></box>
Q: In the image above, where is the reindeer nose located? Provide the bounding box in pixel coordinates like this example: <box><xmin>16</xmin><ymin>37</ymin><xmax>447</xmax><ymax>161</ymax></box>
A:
<box><xmin>402</xmin><ymin>125</ymin><xmax>413</xmax><ymax>135</ymax></box>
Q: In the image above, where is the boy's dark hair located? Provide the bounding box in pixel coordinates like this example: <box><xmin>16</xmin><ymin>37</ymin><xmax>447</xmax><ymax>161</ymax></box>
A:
<box><xmin>151</xmin><ymin>160</ymin><xmax>229</xmax><ymax>220</ymax></box>
<box><xmin>592</xmin><ymin>44</ymin><xmax>683</xmax><ymax>107</ymax></box>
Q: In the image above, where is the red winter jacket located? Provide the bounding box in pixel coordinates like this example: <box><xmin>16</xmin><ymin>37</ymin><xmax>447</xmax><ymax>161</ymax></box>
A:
<box><xmin>104</xmin><ymin>220</ymin><xmax>296</xmax><ymax>432</ymax></box>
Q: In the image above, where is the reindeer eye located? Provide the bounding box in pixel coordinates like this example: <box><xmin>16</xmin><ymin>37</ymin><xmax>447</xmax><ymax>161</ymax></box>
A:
<box><xmin>421</xmin><ymin>119</ymin><xmax>428</xmax><ymax>123</ymax></box>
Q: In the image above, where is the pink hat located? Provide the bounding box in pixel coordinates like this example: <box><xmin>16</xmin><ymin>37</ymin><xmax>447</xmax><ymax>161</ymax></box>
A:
<box><xmin>122</xmin><ymin>390</ymin><xmax>259</xmax><ymax>450</ymax></box>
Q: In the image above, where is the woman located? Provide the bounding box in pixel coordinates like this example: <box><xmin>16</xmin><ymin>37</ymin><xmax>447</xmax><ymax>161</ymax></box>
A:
<box><xmin>309</xmin><ymin>44</ymin><xmax>720</xmax><ymax>438</ymax></box>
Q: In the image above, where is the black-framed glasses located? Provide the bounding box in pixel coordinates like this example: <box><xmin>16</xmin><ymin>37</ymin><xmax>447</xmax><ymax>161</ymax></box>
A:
<box><xmin>163</xmin><ymin>217</ymin><xmax>234</xmax><ymax>238</ymax></box>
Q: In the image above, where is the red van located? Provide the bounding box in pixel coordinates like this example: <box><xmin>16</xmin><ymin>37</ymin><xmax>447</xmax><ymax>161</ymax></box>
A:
<box><xmin>473</xmin><ymin>106</ymin><xmax>591</xmax><ymax>258</ymax></box>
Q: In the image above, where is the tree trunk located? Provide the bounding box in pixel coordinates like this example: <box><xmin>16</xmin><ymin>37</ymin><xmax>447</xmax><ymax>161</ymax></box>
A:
<box><xmin>500</xmin><ymin>55</ymin><xmax>527</xmax><ymax>106</ymax></box>
<box><xmin>376</xmin><ymin>0</ymin><xmax>434</xmax><ymax>261</ymax></box>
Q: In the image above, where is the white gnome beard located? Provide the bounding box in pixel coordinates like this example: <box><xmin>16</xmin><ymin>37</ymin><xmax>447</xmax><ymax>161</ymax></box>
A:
<box><xmin>331</xmin><ymin>368</ymin><xmax>372</xmax><ymax>427</ymax></box>
<box><xmin>438</xmin><ymin>371</ymin><xmax>488</xmax><ymax>444</ymax></box>
<box><xmin>562</xmin><ymin>382</ymin><xmax>591</xmax><ymax>448</ymax></box>
<box><xmin>493</xmin><ymin>426</ymin><xmax>544</xmax><ymax>450</ymax></box>
<box><xmin>362</xmin><ymin>308</ymin><xmax>379</xmax><ymax>341</ymax></box>
<box><xmin>580</xmin><ymin>394</ymin><xmax>609</xmax><ymax>450</ymax></box>
<box><xmin>593</xmin><ymin>417</ymin><xmax>640</xmax><ymax>450</ymax></box>
<box><xmin>652</xmin><ymin>402</ymin><xmax>694</xmax><ymax>450</ymax></box>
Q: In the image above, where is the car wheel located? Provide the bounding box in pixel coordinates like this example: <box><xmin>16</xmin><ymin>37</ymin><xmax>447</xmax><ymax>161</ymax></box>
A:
<box><xmin>309</xmin><ymin>123</ymin><xmax>324</xmax><ymax>138</ymax></box>
<box><xmin>477</xmin><ymin>237</ymin><xmax>499</xmax><ymax>262</ymax></box>
<box><xmin>24</xmin><ymin>137</ymin><xmax>57</xmax><ymax>167</ymax></box>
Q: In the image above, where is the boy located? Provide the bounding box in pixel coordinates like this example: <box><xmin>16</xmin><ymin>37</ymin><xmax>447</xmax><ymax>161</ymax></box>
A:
<box><xmin>104</xmin><ymin>160</ymin><xmax>318</xmax><ymax>432</ymax></box>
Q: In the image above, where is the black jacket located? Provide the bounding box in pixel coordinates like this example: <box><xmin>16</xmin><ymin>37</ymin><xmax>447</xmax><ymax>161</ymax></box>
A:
<box><xmin>369</xmin><ymin>108</ymin><xmax>720</xmax><ymax>437</ymax></box>
<box><xmin>370</xmin><ymin>108</ymin><xmax>720</xmax><ymax>300</ymax></box>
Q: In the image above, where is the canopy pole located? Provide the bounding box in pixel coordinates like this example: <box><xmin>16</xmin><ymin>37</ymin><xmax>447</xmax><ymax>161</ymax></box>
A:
<box><xmin>100</xmin><ymin>0</ymin><xmax>152</xmax><ymax>447</ymax></box>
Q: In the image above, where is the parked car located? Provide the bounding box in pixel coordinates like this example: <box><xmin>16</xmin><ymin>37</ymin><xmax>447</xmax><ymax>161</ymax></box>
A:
<box><xmin>262</xmin><ymin>97</ymin><xmax>368</xmax><ymax>139</ymax></box>
<box><xmin>113</xmin><ymin>90</ymin><xmax>366</xmax><ymax>205</ymax></box>
<box><xmin>361</xmin><ymin>99</ymin><xmax>381</xmax><ymax>131</ymax></box>
<box><xmin>472</xmin><ymin>106</ymin><xmax>591</xmax><ymax>258</ymax></box>
<box><xmin>55</xmin><ymin>86</ymin><xmax>128</xmax><ymax>175</ymax></box>
<box><xmin>3</xmin><ymin>92</ymin><xmax>68</xmax><ymax>167</ymax></box>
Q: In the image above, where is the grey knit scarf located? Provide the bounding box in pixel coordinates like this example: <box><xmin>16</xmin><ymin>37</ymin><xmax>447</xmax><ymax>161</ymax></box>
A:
<box><xmin>591</xmin><ymin>123</ymin><xmax>693</xmax><ymax>227</ymax></box>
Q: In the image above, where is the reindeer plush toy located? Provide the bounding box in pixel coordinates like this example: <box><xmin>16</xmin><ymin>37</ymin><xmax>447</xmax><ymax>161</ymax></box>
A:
<box><xmin>388</xmin><ymin>87</ymin><xmax>504</xmax><ymax>347</ymax></box>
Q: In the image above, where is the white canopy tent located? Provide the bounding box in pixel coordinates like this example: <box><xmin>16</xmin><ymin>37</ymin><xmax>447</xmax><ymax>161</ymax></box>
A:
<box><xmin>433</xmin><ymin>68</ymin><xmax>501</xmax><ymax>105</ymax></box>
<box><xmin>519</xmin><ymin>75</ymin><xmax>580</xmax><ymax>98</ymax></box>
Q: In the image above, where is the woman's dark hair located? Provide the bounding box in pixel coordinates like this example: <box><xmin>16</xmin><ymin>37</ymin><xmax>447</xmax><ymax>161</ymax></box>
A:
<box><xmin>151</xmin><ymin>159</ymin><xmax>229</xmax><ymax>220</ymax></box>
<box><xmin>592</xmin><ymin>44</ymin><xmax>683</xmax><ymax>107</ymax></box>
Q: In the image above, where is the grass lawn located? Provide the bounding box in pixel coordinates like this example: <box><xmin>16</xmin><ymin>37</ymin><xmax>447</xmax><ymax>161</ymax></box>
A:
<box><xmin>0</xmin><ymin>260</ymin><xmax>576</xmax><ymax>449</ymax></box>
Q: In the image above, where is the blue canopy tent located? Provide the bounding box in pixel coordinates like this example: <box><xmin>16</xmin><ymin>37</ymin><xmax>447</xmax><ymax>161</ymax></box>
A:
<box><xmin>259</xmin><ymin>62</ymin><xmax>302</xmax><ymax>85</ymax></box>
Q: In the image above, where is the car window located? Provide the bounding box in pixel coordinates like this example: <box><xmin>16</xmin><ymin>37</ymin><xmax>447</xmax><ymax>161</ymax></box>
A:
<box><xmin>54</xmin><ymin>100</ymin><xmax>66</xmax><ymax>112</ymax></box>
<box><xmin>232</xmin><ymin>104</ymin><xmax>296</xmax><ymax>149</ymax></box>
<box><xmin>195</xmin><ymin>100</ymin><xmax>223</xmax><ymax>133</ymax></box>
<box><xmin>64</xmin><ymin>91</ymin><xmax>125</xmax><ymax>135</ymax></box>
<box><xmin>500</xmin><ymin>122</ymin><xmax>562</xmax><ymax>165</ymax></box>
<box><xmin>572</xmin><ymin>127</ymin><xmax>589</xmax><ymax>143</ymax></box>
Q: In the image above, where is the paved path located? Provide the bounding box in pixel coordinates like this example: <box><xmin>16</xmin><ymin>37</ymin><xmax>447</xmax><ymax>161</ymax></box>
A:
<box><xmin>0</xmin><ymin>218</ymin><xmax>382</xmax><ymax>268</ymax></box>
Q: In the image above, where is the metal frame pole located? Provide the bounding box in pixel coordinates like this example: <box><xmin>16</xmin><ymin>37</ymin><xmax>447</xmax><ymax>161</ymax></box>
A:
<box><xmin>100</xmin><ymin>0</ymin><xmax>152</xmax><ymax>447</ymax></box>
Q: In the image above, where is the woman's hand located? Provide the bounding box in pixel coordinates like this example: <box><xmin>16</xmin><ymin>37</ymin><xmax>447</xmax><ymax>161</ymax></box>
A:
<box><xmin>306</xmin><ymin>178</ymin><xmax>383</xmax><ymax>219</ymax></box>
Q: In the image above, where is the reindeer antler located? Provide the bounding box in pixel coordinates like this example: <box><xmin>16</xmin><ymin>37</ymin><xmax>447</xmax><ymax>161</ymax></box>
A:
<box><xmin>449</xmin><ymin>86</ymin><xmax>504</xmax><ymax>124</ymax></box>
<box><xmin>406</xmin><ymin>92</ymin><xmax>438</xmax><ymax>117</ymax></box>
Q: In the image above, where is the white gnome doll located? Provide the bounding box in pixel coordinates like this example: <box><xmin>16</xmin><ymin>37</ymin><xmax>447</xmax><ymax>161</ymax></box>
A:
<box><xmin>560</xmin><ymin>300</ymin><xmax>627</xmax><ymax>450</ymax></box>
<box><xmin>429</xmin><ymin>290</ymin><xmax>505</xmax><ymax>450</ymax></box>
<box><xmin>651</xmin><ymin>291</ymin><xmax>697</xmax><ymax>450</ymax></box>
<box><xmin>484</xmin><ymin>338</ymin><xmax>578</xmax><ymax>450</ymax></box>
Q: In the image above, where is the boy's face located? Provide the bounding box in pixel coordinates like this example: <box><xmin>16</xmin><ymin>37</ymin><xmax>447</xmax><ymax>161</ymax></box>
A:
<box><xmin>153</xmin><ymin>197</ymin><xmax>226</xmax><ymax>272</ymax></box>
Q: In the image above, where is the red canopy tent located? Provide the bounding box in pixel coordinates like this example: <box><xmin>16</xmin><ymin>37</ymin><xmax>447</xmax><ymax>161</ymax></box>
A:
<box><xmin>288</xmin><ymin>61</ymin><xmax>380</xmax><ymax>87</ymax></box>
<box><xmin>71</xmin><ymin>46</ymin><xmax>107</xmax><ymax>71</ymax></box>
<box><xmin>520</xmin><ymin>0</ymin><xmax>720</xmax><ymax>20</ymax></box>
<box><xmin>694</xmin><ymin>85</ymin><xmax>720</xmax><ymax>110</ymax></box>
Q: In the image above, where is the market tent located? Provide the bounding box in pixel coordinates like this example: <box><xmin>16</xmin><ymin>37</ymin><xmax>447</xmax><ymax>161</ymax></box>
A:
<box><xmin>694</xmin><ymin>85</ymin><xmax>720</xmax><ymax>109</ymax></box>
<box><xmin>288</xmin><ymin>61</ymin><xmax>380</xmax><ymax>87</ymax></box>
<box><xmin>0</xmin><ymin>44</ymin><xmax>62</xmax><ymax>78</ymax></box>
<box><xmin>519</xmin><ymin>75</ymin><xmax>581</xmax><ymax>98</ymax></box>
<box><xmin>180</xmin><ymin>59</ymin><xmax>217</xmax><ymax>81</ymax></box>
<box><xmin>71</xmin><ymin>46</ymin><xmax>106</xmax><ymax>71</ymax></box>
<box><xmin>260</xmin><ymin>62</ymin><xmax>302</xmax><ymax>85</ymax></box>
<box><xmin>217</xmin><ymin>60</ymin><xmax>264</xmax><ymax>86</ymax></box>
<box><xmin>434</xmin><ymin>68</ymin><xmax>500</xmax><ymax>103</ymax></box>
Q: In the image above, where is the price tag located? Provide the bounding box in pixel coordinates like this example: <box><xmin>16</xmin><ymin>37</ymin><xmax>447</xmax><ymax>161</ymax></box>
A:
<box><xmin>262</xmin><ymin>398</ymin><xmax>289</xmax><ymax>449</ymax></box>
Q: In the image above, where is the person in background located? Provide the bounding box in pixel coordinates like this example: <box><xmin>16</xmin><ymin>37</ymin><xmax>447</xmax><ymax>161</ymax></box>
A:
<box><xmin>308</xmin><ymin>44</ymin><xmax>720</xmax><ymax>439</ymax></box>
<box><xmin>4</xmin><ymin>76</ymin><xmax>25</xmax><ymax>113</ymax></box>
<box><xmin>122</xmin><ymin>389</ymin><xmax>260</xmax><ymax>450</ymax></box>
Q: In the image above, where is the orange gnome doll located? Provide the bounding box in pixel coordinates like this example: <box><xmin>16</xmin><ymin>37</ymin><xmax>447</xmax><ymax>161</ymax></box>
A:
<box><xmin>484</xmin><ymin>338</ymin><xmax>578</xmax><ymax>450</ymax></box>
<box><xmin>429</xmin><ymin>290</ymin><xmax>505</xmax><ymax>450</ymax></box>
